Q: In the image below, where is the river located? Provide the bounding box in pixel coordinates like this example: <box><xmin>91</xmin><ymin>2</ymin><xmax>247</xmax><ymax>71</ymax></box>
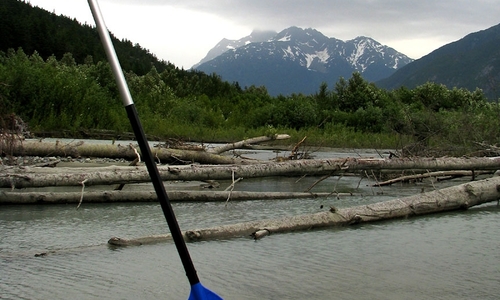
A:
<box><xmin>1</xmin><ymin>143</ymin><xmax>499</xmax><ymax>299</ymax></box>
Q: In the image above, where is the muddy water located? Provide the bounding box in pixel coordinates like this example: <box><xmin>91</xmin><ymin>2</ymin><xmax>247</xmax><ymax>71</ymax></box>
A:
<box><xmin>1</xmin><ymin>144</ymin><xmax>499</xmax><ymax>299</ymax></box>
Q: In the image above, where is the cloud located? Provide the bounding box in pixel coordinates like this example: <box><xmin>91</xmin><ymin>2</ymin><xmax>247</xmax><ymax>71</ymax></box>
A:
<box><xmin>29</xmin><ymin>0</ymin><xmax>500</xmax><ymax>67</ymax></box>
<box><xmin>101</xmin><ymin>0</ymin><xmax>499</xmax><ymax>59</ymax></box>
<box><xmin>106</xmin><ymin>0</ymin><xmax>499</xmax><ymax>33</ymax></box>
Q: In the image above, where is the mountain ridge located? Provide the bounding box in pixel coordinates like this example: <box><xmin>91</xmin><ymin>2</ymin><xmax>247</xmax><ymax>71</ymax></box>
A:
<box><xmin>194</xmin><ymin>27</ymin><xmax>413</xmax><ymax>95</ymax></box>
<box><xmin>377</xmin><ymin>22</ymin><xmax>500</xmax><ymax>99</ymax></box>
<box><xmin>192</xmin><ymin>29</ymin><xmax>277</xmax><ymax>69</ymax></box>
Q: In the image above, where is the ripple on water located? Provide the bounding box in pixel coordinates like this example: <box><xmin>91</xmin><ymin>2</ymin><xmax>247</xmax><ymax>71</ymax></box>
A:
<box><xmin>1</xmin><ymin>196</ymin><xmax>499</xmax><ymax>299</ymax></box>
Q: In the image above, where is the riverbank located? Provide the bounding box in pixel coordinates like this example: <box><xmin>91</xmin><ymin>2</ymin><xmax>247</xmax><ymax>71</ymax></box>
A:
<box><xmin>29</xmin><ymin>127</ymin><xmax>405</xmax><ymax>152</ymax></box>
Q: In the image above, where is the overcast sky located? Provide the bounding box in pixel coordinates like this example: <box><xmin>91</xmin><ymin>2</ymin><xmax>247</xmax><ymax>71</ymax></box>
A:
<box><xmin>28</xmin><ymin>0</ymin><xmax>500</xmax><ymax>69</ymax></box>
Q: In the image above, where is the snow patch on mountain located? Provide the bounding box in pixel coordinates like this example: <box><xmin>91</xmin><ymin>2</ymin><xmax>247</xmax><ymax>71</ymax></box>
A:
<box><xmin>304</xmin><ymin>48</ymin><xmax>330</xmax><ymax>69</ymax></box>
<box><xmin>278</xmin><ymin>34</ymin><xmax>292</xmax><ymax>42</ymax></box>
<box><xmin>283</xmin><ymin>46</ymin><xmax>294</xmax><ymax>59</ymax></box>
<box><xmin>316</xmin><ymin>48</ymin><xmax>330</xmax><ymax>62</ymax></box>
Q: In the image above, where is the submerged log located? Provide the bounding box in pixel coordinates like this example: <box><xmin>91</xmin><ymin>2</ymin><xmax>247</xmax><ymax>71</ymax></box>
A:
<box><xmin>108</xmin><ymin>175</ymin><xmax>500</xmax><ymax>246</ymax></box>
<box><xmin>0</xmin><ymin>190</ymin><xmax>338</xmax><ymax>205</ymax></box>
<box><xmin>2</xmin><ymin>156</ymin><xmax>500</xmax><ymax>189</ymax></box>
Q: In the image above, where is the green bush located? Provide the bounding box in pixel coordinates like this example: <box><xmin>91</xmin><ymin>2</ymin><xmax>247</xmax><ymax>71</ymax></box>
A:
<box><xmin>1</xmin><ymin>48</ymin><xmax>498</xmax><ymax>153</ymax></box>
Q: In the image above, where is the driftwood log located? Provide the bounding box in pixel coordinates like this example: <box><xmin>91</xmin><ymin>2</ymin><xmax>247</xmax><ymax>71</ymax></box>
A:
<box><xmin>207</xmin><ymin>134</ymin><xmax>290</xmax><ymax>154</ymax></box>
<box><xmin>108</xmin><ymin>175</ymin><xmax>500</xmax><ymax>246</ymax></box>
<box><xmin>2</xmin><ymin>156</ymin><xmax>500</xmax><ymax>189</ymax></box>
<box><xmin>5</xmin><ymin>140</ymin><xmax>243</xmax><ymax>165</ymax></box>
<box><xmin>373</xmin><ymin>170</ymin><xmax>495</xmax><ymax>186</ymax></box>
<box><xmin>0</xmin><ymin>190</ymin><xmax>344</xmax><ymax>205</ymax></box>
<box><xmin>3</xmin><ymin>134</ymin><xmax>290</xmax><ymax>165</ymax></box>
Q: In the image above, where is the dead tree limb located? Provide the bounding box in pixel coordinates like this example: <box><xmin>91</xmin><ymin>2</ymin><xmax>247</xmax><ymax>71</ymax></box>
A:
<box><xmin>289</xmin><ymin>136</ymin><xmax>307</xmax><ymax>160</ymax></box>
<box><xmin>304</xmin><ymin>173</ymin><xmax>333</xmax><ymax>192</ymax></box>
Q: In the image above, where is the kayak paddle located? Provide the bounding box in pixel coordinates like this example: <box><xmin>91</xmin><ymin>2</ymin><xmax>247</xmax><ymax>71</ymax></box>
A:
<box><xmin>87</xmin><ymin>1</ymin><xmax>223</xmax><ymax>299</ymax></box>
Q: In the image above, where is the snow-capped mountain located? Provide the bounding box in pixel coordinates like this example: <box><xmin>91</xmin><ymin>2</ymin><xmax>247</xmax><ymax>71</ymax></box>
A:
<box><xmin>194</xmin><ymin>27</ymin><xmax>413</xmax><ymax>95</ymax></box>
<box><xmin>192</xmin><ymin>29</ymin><xmax>277</xmax><ymax>69</ymax></box>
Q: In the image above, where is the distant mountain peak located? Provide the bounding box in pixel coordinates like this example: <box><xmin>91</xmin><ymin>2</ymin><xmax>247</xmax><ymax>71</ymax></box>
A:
<box><xmin>247</xmin><ymin>29</ymin><xmax>277</xmax><ymax>41</ymax></box>
<box><xmin>194</xmin><ymin>26</ymin><xmax>413</xmax><ymax>95</ymax></box>
<box><xmin>271</xmin><ymin>27</ymin><xmax>329</xmax><ymax>46</ymax></box>
<box><xmin>191</xmin><ymin>29</ymin><xmax>277</xmax><ymax>69</ymax></box>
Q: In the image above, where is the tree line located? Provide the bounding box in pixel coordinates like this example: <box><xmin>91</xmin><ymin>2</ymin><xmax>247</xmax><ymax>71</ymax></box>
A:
<box><xmin>2</xmin><ymin>0</ymin><xmax>500</xmax><ymax>154</ymax></box>
<box><xmin>1</xmin><ymin>48</ymin><xmax>499</xmax><ymax>155</ymax></box>
<box><xmin>0</xmin><ymin>0</ymin><xmax>178</xmax><ymax>76</ymax></box>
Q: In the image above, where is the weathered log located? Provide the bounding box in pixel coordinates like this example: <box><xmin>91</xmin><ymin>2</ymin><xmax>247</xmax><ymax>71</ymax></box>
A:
<box><xmin>4</xmin><ymin>140</ymin><xmax>247</xmax><ymax>165</ymax></box>
<box><xmin>208</xmin><ymin>134</ymin><xmax>290</xmax><ymax>154</ymax></box>
<box><xmin>108</xmin><ymin>175</ymin><xmax>500</xmax><ymax>246</ymax></box>
<box><xmin>373</xmin><ymin>170</ymin><xmax>495</xmax><ymax>186</ymax></box>
<box><xmin>2</xmin><ymin>156</ymin><xmax>500</xmax><ymax>189</ymax></box>
<box><xmin>5</xmin><ymin>134</ymin><xmax>290</xmax><ymax>164</ymax></box>
<box><xmin>0</xmin><ymin>190</ymin><xmax>339</xmax><ymax>205</ymax></box>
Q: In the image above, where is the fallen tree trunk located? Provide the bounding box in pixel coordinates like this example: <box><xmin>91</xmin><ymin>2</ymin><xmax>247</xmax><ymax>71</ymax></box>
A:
<box><xmin>208</xmin><ymin>134</ymin><xmax>290</xmax><ymax>154</ymax></box>
<box><xmin>4</xmin><ymin>134</ymin><xmax>290</xmax><ymax>165</ymax></box>
<box><xmin>373</xmin><ymin>170</ymin><xmax>495</xmax><ymax>186</ymax></box>
<box><xmin>108</xmin><ymin>175</ymin><xmax>500</xmax><ymax>246</ymax></box>
<box><xmin>0</xmin><ymin>190</ymin><xmax>341</xmax><ymax>205</ymax></box>
<box><xmin>4</xmin><ymin>140</ymin><xmax>247</xmax><ymax>165</ymax></box>
<box><xmin>2</xmin><ymin>156</ymin><xmax>500</xmax><ymax>189</ymax></box>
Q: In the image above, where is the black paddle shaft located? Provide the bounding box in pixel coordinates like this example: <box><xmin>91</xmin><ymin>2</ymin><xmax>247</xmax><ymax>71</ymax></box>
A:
<box><xmin>125</xmin><ymin>104</ymin><xmax>200</xmax><ymax>286</ymax></box>
<box><xmin>87</xmin><ymin>0</ymin><xmax>200</xmax><ymax>286</ymax></box>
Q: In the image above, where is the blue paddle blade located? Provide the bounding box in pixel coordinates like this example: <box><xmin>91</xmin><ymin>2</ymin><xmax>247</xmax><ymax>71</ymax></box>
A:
<box><xmin>188</xmin><ymin>282</ymin><xmax>223</xmax><ymax>300</ymax></box>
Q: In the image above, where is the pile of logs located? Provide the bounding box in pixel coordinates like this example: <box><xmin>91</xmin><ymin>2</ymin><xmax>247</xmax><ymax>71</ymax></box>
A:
<box><xmin>1</xmin><ymin>135</ymin><xmax>499</xmax><ymax>244</ymax></box>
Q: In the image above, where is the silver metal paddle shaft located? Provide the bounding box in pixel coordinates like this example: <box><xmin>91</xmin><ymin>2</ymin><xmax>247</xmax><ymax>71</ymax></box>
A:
<box><xmin>87</xmin><ymin>0</ymin><xmax>134</xmax><ymax>107</ymax></box>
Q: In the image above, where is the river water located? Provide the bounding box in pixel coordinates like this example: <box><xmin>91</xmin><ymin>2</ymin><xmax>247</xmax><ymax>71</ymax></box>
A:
<box><xmin>1</xmin><ymin>143</ymin><xmax>499</xmax><ymax>299</ymax></box>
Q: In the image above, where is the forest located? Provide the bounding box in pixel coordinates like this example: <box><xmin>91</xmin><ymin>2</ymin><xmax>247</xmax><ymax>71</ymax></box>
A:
<box><xmin>1</xmin><ymin>47</ymin><xmax>499</xmax><ymax>155</ymax></box>
<box><xmin>2</xmin><ymin>0</ymin><xmax>500</xmax><ymax>155</ymax></box>
<box><xmin>0</xmin><ymin>0</ymin><xmax>174</xmax><ymax>75</ymax></box>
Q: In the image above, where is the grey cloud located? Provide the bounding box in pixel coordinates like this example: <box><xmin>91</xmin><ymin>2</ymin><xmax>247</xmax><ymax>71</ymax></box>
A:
<box><xmin>102</xmin><ymin>0</ymin><xmax>499</xmax><ymax>60</ymax></box>
<box><xmin>104</xmin><ymin>0</ymin><xmax>499</xmax><ymax>40</ymax></box>
<box><xmin>106</xmin><ymin>1</ymin><xmax>496</xmax><ymax>23</ymax></box>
